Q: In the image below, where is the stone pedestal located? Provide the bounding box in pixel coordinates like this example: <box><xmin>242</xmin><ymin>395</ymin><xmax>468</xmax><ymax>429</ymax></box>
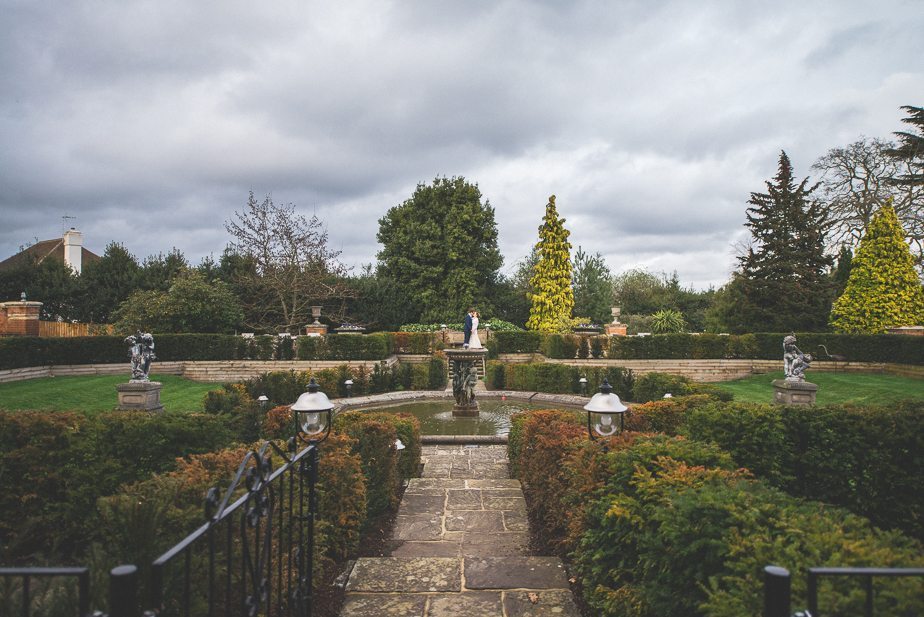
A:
<box><xmin>772</xmin><ymin>379</ymin><xmax>817</xmax><ymax>406</ymax></box>
<box><xmin>605</xmin><ymin>323</ymin><xmax>627</xmax><ymax>336</ymax></box>
<box><xmin>445</xmin><ymin>348</ymin><xmax>488</xmax><ymax>416</ymax></box>
<box><xmin>303</xmin><ymin>324</ymin><xmax>328</xmax><ymax>336</ymax></box>
<box><xmin>116</xmin><ymin>380</ymin><xmax>164</xmax><ymax>412</ymax></box>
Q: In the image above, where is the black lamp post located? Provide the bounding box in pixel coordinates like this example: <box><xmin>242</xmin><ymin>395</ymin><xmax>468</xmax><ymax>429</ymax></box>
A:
<box><xmin>583</xmin><ymin>379</ymin><xmax>628</xmax><ymax>448</ymax></box>
<box><xmin>579</xmin><ymin>376</ymin><xmax>588</xmax><ymax>397</ymax></box>
<box><xmin>290</xmin><ymin>377</ymin><xmax>332</xmax><ymax>616</ymax></box>
<box><xmin>257</xmin><ymin>394</ymin><xmax>269</xmax><ymax>410</ymax></box>
<box><xmin>344</xmin><ymin>379</ymin><xmax>353</xmax><ymax>398</ymax></box>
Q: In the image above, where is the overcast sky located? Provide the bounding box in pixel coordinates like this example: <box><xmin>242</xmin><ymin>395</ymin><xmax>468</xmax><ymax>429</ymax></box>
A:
<box><xmin>1</xmin><ymin>0</ymin><xmax>921</xmax><ymax>289</ymax></box>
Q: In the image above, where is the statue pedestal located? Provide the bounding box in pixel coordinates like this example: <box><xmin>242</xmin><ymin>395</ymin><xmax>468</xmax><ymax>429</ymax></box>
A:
<box><xmin>772</xmin><ymin>379</ymin><xmax>817</xmax><ymax>406</ymax></box>
<box><xmin>303</xmin><ymin>324</ymin><xmax>328</xmax><ymax>336</ymax></box>
<box><xmin>445</xmin><ymin>348</ymin><xmax>488</xmax><ymax>416</ymax></box>
<box><xmin>605</xmin><ymin>324</ymin><xmax>627</xmax><ymax>336</ymax></box>
<box><xmin>116</xmin><ymin>380</ymin><xmax>164</xmax><ymax>412</ymax></box>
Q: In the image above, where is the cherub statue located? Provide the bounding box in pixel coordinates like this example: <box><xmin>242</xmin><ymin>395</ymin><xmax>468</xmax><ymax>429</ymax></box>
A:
<box><xmin>125</xmin><ymin>330</ymin><xmax>156</xmax><ymax>380</ymax></box>
<box><xmin>783</xmin><ymin>335</ymin><xmax>812</xmax><ymax>382</ymax></box>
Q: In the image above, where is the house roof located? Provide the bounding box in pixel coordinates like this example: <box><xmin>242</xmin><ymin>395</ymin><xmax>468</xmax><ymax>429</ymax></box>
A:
<box><xmin>0</xmin><ymin>238</ymin><xmax>100</xmax><ymax>272</ymax></box>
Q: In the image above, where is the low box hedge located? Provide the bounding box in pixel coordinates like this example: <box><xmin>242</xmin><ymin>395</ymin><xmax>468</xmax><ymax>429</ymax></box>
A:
<box><xmin>508</xmin><ymin>411</ymin><xmax>924</xmax><ymax>617</ymax></box>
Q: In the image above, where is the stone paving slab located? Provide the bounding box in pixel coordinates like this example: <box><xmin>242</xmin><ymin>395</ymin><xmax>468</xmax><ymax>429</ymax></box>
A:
<box><xmin>461</xmin><ymin>532</ymin><xmax>530</xmax><ymax>557</ymax></box>
<box><xmin>346</xmin><ymin>557</ymin><xmax>461</xmax><ymax>593</ymax></box>
<box><xmin>339</xmin><ymin>593</ymin><xmax>428</xmax><ymax>617</ymax></box>
<box><xmin>445</xmin><ymin>510</ymin><xmax>505</xmax><ymax>533</ymax></box>
<box><xmin>407</xmin><ymin>478</ymin><xmax>465</xmax><ymax>491</ymax></box>
<box><xmin>466</xmin><ymin>479</ymin><xmax>521</xmax><ymax>489</ymax></box>
<box><xmin>427</xmin><ymin>591</ymin><xmax>504</xmax><ymax>615</ymax></box>
<box><xmin>399</xmin><ymin>494</ymin><xmax>447</xmax><ymax>515</ymax></box>
<box><xmin>464</xmin><ymin>557</ymin><xmax>570</xmax><ymax>590</ymax></box>
<box><xmin>389</xmin><ymin>540</ymin><xmax>461</xmax><ymax>558</ymax></box>
<box><xmin>504</xmin><ymin>590</ymin><xmax>583</xmax><ymax>616</ymax></box>
<box><xmin>393</xmin><ymin>514</ymin><xmax>444</xmax><ymax>541</ymax></box>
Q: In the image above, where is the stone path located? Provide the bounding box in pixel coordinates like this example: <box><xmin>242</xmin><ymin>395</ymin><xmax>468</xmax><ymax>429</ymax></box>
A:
<box><xmin>339</xmin><ymin>445</ymin><xmax>582</xmax><ymax>616</ymax></box>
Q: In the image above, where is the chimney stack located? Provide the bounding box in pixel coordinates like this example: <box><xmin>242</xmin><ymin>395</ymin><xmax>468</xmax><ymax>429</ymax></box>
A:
<box><xmin>63</xmin><ymin>228</ymin><xmax>83</xmax><ymax>274</ymax></box>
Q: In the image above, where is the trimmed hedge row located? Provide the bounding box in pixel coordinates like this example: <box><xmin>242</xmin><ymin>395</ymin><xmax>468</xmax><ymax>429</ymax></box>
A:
<box><xmin>488</xmin><ymin>331</ymin><xmax>924</xmax><ymax>364</ymax></box>
<box><xmin>0</xmin><ymin>411</ymin><xmax>237</xmax><ymax>562</ymax></box>
<box><xmin>3</xmin><ymin>331</ymin><xmax>921</xmax><ymax>370</ymax></box>
<box><xmin>508</xmin><ymin>411</ymin><xmax>924</xmax><ymax>617</ymax></box>
<box><xmin>485</xmin><ymin>361</ymin><xmax>635</xmax><ymax>400</ymax></box>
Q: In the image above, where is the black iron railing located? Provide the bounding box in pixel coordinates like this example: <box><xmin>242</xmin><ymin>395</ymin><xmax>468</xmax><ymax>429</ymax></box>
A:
<box><xmin>1</xmin><ymin>439</ymin><xmax>319</xmax><ymax>617</ymax></box>
<box><xmin>148</xmin><ymin>439</ymin><xmax>318</xmax><ymax>617</ymax></box>
<box><xmin>765</xmin><ymin>564</ymin><xmax>924</xmax><ymax>617</ymax></box>
<box><xmin>0</xmin><ymin>567</ymin><xmax>89</xmax><ymax>617</ymax></box>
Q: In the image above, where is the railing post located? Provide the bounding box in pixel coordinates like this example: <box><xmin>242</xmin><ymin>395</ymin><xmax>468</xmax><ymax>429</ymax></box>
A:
<box><xmin>307</xmin><ymin>444</ymin><xmax>318</xmax><ymax>617</ymax></box>
<box><xmin>764</xmin><ymin>565</ymin><xmax>791</xmax><ymax>617</ymax></box>
<box><xmin>109</xmin><ymin>565</ymin><xmax>139</xmax><ymax>617</ymax></box>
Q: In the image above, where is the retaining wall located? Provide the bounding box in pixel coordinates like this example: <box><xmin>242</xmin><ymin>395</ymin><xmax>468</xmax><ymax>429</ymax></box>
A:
<box><xmin>0</xmin><ymin>357</ymin><xmax>398</xmax><ymax>384</ymax></box>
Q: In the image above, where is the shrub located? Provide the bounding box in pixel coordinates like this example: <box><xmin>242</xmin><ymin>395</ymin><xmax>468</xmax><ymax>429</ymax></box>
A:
<box><xmin>295</xmin><ymin>333</ymin><xmax>390</xmax><ymax>361</ymax></box>
<box><xmin>632</xmin><ymin>371</ymin><xmax>695</xmax><ymax>402</ymax></box>
<box><xmin>491</xmin><ymin>331</ymin><xmax>542</xmax><ymax>354</ymax></box>
<box><xmin>427</xmin><ymin>356</ymin><xmax>447</xmax><ymax>390</ymax></box>
<box><xmin>624</xmin><ymin>394</ymin><xmax>714</xmax><ymax>435</ymax></box>
<box><xmin>0</xmin><ymin>410</ymin><xmax>236</xmax><ymax>562</ymax></box>
<box><xmin>684</xmin><ymin>399</ymin><xmax>924</xmax><ymax>540</ymax></box>
<box><xmin>541</xmin><ymin>333</ymin><xmax>579</xmax><ymax>359</ymax></box>
<box><xmin>574</xmin><ymin>449</ymin><xmax>923</xmax><ymax>617</ymax></box>
<box><xmin>333</xmin><ymin>412</ymin><xmax>400</xmax><ymax>522</ymax></box>
<box><xmin>391</xmin><ymin>332</ymin><xmax>436</xmax><ymax>354</ymax></box>
<box><xmin>487</xmin><ymin>362</ymin><xmax>633</xmax><ymax>399</ymax></box>
<box><xmin>484</xmin><ymin>360</ymin><xmax>505</xmax><ymax>390</ymax></box>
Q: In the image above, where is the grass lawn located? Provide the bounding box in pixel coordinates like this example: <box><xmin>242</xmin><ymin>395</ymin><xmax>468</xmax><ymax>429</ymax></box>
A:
<box><xmin>714</xmin><ymin>371</ymin><xmax>924</xmax><ymax>406</ymax></box>
<box><xmin>0</xmin><ymin>374</ymin><xmax>220</xmax><ymax>414</ymax></box>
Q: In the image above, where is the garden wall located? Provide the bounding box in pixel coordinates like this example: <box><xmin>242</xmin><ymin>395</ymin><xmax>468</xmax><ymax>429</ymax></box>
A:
<box><xmin>0</xmin><ymin>358</ymin><xmax>398</xmax><ymax>384</ymax></box>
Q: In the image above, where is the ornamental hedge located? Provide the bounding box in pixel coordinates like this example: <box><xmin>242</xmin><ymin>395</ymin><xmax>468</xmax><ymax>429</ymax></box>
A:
<box><xmin>1</xmin><ymin>331</ymin><xmax>921</xmax><ymax>370</ymax></box>
<box><xmin>508</xmin><ymin>411</ymin><xmax>924</xmax><ymax>617</ymax></box>
<box><xmin>485</xmin><ymin>361</ymin><xmax>634</xmax><ymax>399</ymax></box>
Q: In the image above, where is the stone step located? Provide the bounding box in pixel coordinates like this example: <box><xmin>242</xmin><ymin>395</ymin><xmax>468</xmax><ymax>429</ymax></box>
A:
<box><xmin>345</xmin><ymin>556</ymin><xmax>572</xmax><ymax>592</ymax></box>
<box><xmin>340</xmin><ymin>588</ymin><xmax>580</xmax><ymax>616</ymax></box>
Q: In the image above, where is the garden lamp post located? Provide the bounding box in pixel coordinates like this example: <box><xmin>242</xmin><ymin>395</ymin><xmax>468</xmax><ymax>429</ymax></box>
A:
<box><xmin>583</xmin><ymin>379</ymin><xmax>627</xmax><ymax>449</ymax></box>
<box><xmin>257</xmin><ymin>394</ymin><xmax>269</xmax><ymax>410</ymax></box>
<box><xmin>344</xmin><ymin>379</ymin><xmax>353</xmax><ymax>397</ymax></box>
<box><xmin>579</xmin><ymin>376</ymin><xmax>588</xmax><ymax>397</ymax></box>
<box><xmin>290</xmin><ymin>377</ymin><xmax>333</xmax><ymax>616</ymax></box>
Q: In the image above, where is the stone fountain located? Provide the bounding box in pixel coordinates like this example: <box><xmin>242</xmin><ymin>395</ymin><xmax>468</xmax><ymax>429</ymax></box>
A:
<box><xmin>444</xmin><ymin>347</ymin><xmax>488</xmax><ymax>416</ymax></box>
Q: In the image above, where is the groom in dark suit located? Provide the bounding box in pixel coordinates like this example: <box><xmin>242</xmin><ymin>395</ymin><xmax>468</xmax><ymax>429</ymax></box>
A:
<box><xmin>463</xmin><ymin>307</ymin><xmax>474</xmax><ymax>348</ymax></box>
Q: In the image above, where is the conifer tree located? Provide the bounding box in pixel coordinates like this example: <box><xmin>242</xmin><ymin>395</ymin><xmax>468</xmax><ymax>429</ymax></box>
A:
<box><xmin>731</xmin><ymin>151</ymin><xmax>833</xmax><ymax>331</ymax></box>
<box><xmin>526</xmin><ymin>195</ymin><xmax>574</xmax><ymax>332</ymax></box>
<box><xmin>830</xmin><ymin>204</ymin><xmax>924</xmax><ymax>333</ymax></box>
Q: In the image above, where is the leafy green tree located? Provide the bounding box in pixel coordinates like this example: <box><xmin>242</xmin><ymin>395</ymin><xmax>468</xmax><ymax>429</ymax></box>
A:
<box><xmin>485</xmin><ymin>248</ymin><xmax>538</xmax><ymax>328</ymax></box>
<box><xmin>343</xmin><ymin>265</ymin><xmax>419</xmax><ymax>331</ymax></box>
<box><xmin>526</xmin><ymin>195</ymin><xmax>574</xmax><ymax>332</ymax></box>
<box><xmin>613</xmin><ymin>268</ymin><xmax>714</xmax><ymax>332</ymax></box>
<box><xmin>139</xmin><ymin>248</ymin><xmax>188</xmax><ymax>291</ymax></box>
<box><xmin>0</xmin><ymin>254</ymin><xmax>80</xmax><ymax>320</ymax></box>
<box><xmin>112</xmin><ymin>270</ymin><xmax>244</xmax><ymax>334</ymax></box>
<box><xmin>75</xmin><ymin>242</ymin><xmax>141</xmax><ymax>323</ymax></box>
<box><xmin>830</xmin><ymin>204</ymin><xmax>924</xmax><ymax>333</ymax></box>
<box><xmin>729</xmin><ymin>151</ymin><xmax>833</xmax><ymax>332</ymax></box>
<box><xmin>572</xmin><ymin>246</ymin><xmax>612</xmax><ymax>325</ymax></box>
<box><xmin>885</xmin><ymin>105</ymin><xmax>924</xmax><ymax>266</ymax></box>
<box><xmin>831</xmin><ymin>245</ymin><xmax>853</xmax><ymax>298</ymax></box>
<box><xmin>376</xmin><ymin>177</ymin><xmax>503</xmax><ymax>323</ymax></box>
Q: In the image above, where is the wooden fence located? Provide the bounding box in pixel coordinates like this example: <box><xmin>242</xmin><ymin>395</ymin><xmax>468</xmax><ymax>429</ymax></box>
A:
<box><xmin>38</xmin><ymin>321</ymin><xmax>113</xmax><ymax>337</ymax></box>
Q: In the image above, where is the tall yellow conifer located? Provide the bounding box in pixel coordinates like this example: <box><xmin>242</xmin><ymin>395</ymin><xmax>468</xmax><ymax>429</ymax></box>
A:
<box><xmin>830</xmin><ymin>204</ymin><xmax>924</xmax><ymax>333</ymax></box>
<box><xmin>526</xmin><ymin>195</ymin><xmax>574</xmax><ymax>332</ymax></box>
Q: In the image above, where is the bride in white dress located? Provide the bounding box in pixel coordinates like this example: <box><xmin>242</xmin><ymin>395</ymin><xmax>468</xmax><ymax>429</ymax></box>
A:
<box><xmin>468</xmin><ymin>311</ymin><xmax>483</xmax><ymax>348</ymax></box>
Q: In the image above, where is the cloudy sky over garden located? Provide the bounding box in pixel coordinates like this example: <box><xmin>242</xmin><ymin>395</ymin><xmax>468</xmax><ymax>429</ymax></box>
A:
<box><xmin>1</xmin><ymin>0</ymin><xmax>921</xmax><ymax>289</ymax></box>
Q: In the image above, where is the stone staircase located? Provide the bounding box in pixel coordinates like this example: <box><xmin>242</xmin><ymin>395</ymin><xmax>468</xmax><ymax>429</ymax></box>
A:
<box><xmin>338</xmin><ymin>445</ymin><xmax>581</xmax><ymax>616</ymax></box>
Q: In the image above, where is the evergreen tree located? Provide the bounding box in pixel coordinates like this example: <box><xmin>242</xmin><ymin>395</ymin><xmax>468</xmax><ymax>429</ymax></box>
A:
<box><xmin>572</xmin><ymin>246</ymin><xmax>612</xmax><ymax>325</ymax></box>
<box><xmin>831</xmin><ymin>245</ymin><xmax>853</xmax><ymax>297</ymax></box>
<box><xmin>75</xmin><ymin>242</ymin><xmax>141</xmax><ymax>323</ymax></box>
<box><xmin>526</xmin><ymin>195</ymin><xmax>574</xmax><ymax>332</ymax></box>
<box><xmin>830</xmin><ymin>204</ymin><xmax>924</xmax><ymax>333</ymax></box>
<box><xmin>376</xmin><ymin>177</ymin><xmax>503</xmax><ymax>323</ymax></box>
<box><xmin>731</xmin><ymin>151</ymin><xmax>833</xmax><ymax>332</ymax></box>
<box><xmin>885</xmin><ymin>105</ymin><xmax>924</xmax><ymax>189</ymax></box>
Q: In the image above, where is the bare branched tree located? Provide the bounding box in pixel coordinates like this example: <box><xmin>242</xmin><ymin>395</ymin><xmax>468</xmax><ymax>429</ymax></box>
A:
<box><xmin>813</xmin><ymin>136</ymin><xmax>923</xmax><ymax>265</ymax></box>
<box><xmin>225</xmin><ymin>192</ymin><xmax>354</xmax><ymax>332</ymax></box>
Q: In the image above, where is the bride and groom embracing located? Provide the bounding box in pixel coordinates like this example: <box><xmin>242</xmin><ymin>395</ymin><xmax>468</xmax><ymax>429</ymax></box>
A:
<box><xmin>463</xmin><ymin>307</ymin><xmax>483</xmax><ymax>349</ymax></box>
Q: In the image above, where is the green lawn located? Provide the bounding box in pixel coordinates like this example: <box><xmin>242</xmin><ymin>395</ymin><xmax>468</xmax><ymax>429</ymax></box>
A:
<box><xmin>714</xmin><ymin>371</ymin><xmax>924</xmax><ymax>406</ymax></box>
<box><xmin>0</xmin><ymin>374</ymin><xmax>220</xmax><ymax>414</ymax></box>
